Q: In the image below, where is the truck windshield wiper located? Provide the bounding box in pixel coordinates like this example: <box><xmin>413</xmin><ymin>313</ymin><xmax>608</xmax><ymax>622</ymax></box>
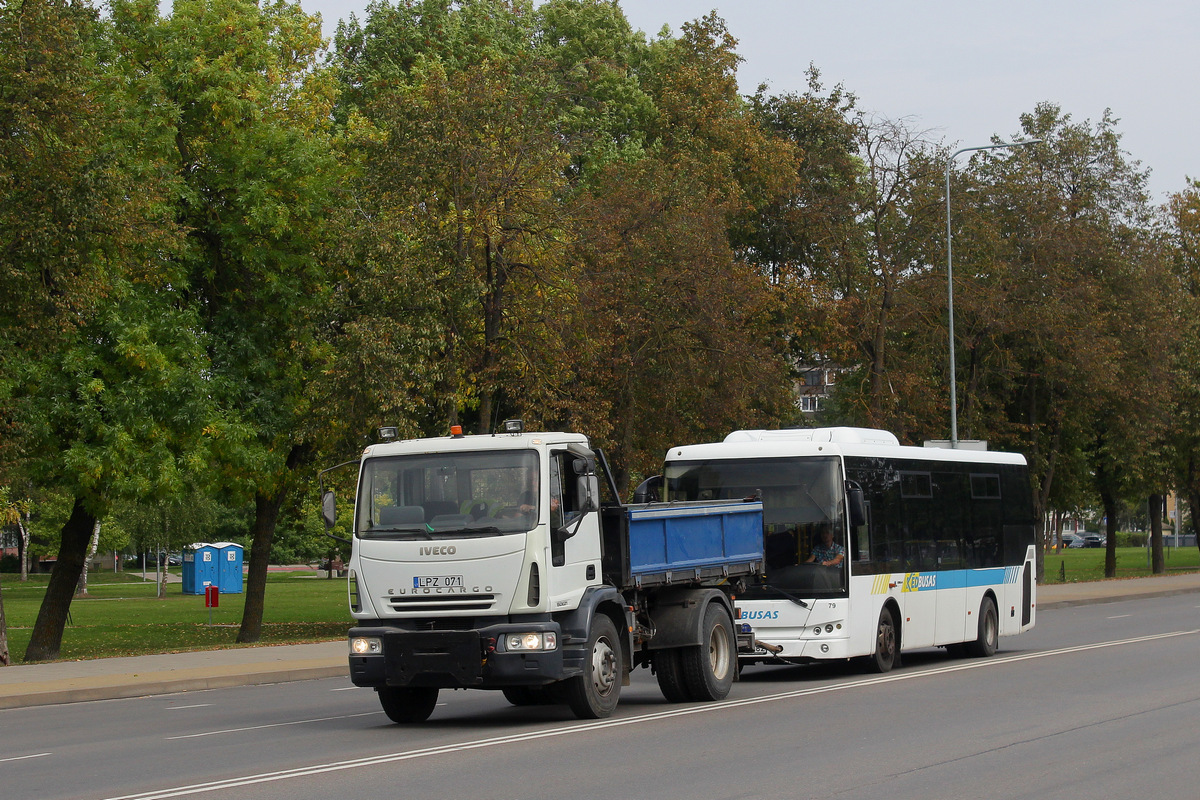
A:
<box><xmin>366</xmin><ymin>527</ymin><xmax>432</xmax><ymax>540</ymax></box>
<box><xmin>426</xmin><ymin>526</ymin><xmax>506</xmax><ymax>537</ymax></box>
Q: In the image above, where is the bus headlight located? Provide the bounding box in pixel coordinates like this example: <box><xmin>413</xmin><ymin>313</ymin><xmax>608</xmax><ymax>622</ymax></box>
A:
<box><xmin>350</xmin><ymin>636</ymin><xmax>382</xmax><ymax>655</ymax></box>
<box><xmin>503</xmin><ymin>632</ymin><xmax>557</xmax><ymax>651</ymax></box>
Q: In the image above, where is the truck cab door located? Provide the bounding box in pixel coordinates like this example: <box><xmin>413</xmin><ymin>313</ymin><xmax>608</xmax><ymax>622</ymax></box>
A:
<box><xmin>546</xmin><ymin>450</ymin><xmax>603</xmax><ymax>606</ymax></box>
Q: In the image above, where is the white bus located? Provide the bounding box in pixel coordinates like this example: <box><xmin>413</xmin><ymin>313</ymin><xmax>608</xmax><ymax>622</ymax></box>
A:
<box><xmin>661</xmin><ymin>427</ymin><xmax>1036</xmax><ymax>672</ymax></box>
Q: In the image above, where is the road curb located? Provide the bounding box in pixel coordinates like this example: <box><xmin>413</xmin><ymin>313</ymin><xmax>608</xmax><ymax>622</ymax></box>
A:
<box><xmin>0</xmin><ymin>662</ymin><xmax>348</xmax><ymax>710</ymax></box>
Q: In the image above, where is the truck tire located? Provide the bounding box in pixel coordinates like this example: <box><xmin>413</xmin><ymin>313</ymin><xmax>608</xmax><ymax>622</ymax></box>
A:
<box><xmin>563</xmin><ymin>614</ymin><xmax>622</xmax><ymax>719</ymax></box>
<box><xmin>867</xmin><ymin>606</ymin><xmax>897</xmax><ymax>673</ymax></box>
<box><xmin>679</xmin><ymin>603</ymin><xmax>736</xmax><ymax>702</ymax></box>
<box><xmin>965</xmin><ymin>596</ymin><xmax>998</xmax><ymax>658</ymax></box>
<box><xmin>654</xmin><ymin>648</ymin><xmax>690</xmax><ymax>703</ymax></box>
<box><xmin>377</xmin><ymin>686</ymin><xmax>439</xmax><ymax>723</ymax></box>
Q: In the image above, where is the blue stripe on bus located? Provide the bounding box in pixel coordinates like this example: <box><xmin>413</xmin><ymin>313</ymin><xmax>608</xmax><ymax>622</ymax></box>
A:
<box><xmin>895</xmin><ymin>567</ymin><xmax>1020</xmax><ymax>592</ymax></box>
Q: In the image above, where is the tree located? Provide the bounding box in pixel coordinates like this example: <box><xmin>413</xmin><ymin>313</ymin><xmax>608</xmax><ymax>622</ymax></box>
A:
<box><xmin>332</xmin><ymin>0</ymin><xmax>576</xmax><ymax>437</ymax></box>
<box><xmin>108</xmin><ymin>0</ymin><xmax>341</xmax><ymax>643</ymax></box>
<box><xmin>525</xmin><ymin>155</ymin><xmax>791</xmax><ymax>491</ymax></box>
<box><xmin>932</xmin><ymin>103</ymin><xmax>1165</xmax><ymax>578</ymax></box>
<box><xmin>1166</xmin><ymin>179</ymin><xmax>1200</xmax><ymax>554</ymax></box>
<box><xmin>1</xmin><ymin>0</ymin><xmax>209</xmax><ymax>661</ymax></box>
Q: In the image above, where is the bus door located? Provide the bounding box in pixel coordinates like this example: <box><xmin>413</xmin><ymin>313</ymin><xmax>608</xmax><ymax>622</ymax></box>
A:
<box><xmin>897</xmin><ymin>547</ymin><xmax>938</xmax><ymax>649</ymax></box>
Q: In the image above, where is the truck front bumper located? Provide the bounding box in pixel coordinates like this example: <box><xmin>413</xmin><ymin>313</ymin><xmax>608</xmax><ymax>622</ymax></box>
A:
<box><xmin>348</xmin><ymin>622</ymin><xmax>568</xmax><ymax>689</ymax></box>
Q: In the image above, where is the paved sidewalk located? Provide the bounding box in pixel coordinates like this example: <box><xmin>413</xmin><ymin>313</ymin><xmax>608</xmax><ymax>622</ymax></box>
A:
<box><xmin>2</xmin><ymin>572</ymin><xmax>1198</xmax><ymax>710</ymax></box>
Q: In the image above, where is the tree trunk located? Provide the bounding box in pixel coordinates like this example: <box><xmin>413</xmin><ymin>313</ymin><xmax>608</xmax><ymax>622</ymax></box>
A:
<box><xmin>1101</xmin><ymin>490</ymin><xmax>1118</xmax><ymax>579</ymax></box>
<box><xmin>1191</xmin><ymin>489</ymin><xmax>1200</xmax><ymax>556</ymax></box>
<box><xmin>76</xmin><ymin>520</ymin><xmax>101</xmax><ymax>596</ymax></box>
<box><xmin>0</xmin><ymin>580</ymin><xmax>9</xmax><ymax>666</ymax></box>
<box><xmin>1148</xmin><ymin>494</ymin><xmax>1165</xmax><ymax>575</ymax></box>
<box><xmin>18</xmin><ymin>508</ymin><xmax>30</xmax><ymax>582</ymax></box>
<box><xmin>236</xmin><ymin>490</ymin><xmax>285</xmax><ymax>644</ymax></box>
<box><xmin>237</xmin><ymin>446</ymin><xmax>305</xmax><ymax>644</ymax></box>
<box><xmin>24</xmin><ymin>497</ymin><xmax>96</xmax><ymax>662</ymax></box>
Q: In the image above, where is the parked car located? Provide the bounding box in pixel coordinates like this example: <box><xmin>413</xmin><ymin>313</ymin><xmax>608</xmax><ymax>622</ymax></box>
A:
<box><xmin>1060</xmin><ymin>532</ymin><xmax>1081</xmax><ymax>547</ymax></box>
<box><xmin>1068</xmin><ymin>535</ymin><xmax>1086</xmax><ymax>548</ymax></box>
<box><xmin>1082</xmin><ymin>534</ymin><xmax>1104</xmax><ymax>548</ymax></box>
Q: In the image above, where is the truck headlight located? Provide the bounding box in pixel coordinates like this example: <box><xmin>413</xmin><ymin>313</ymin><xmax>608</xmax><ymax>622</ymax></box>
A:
<box><xmin>350</xmin><ymin>636</ymin><xmax>382</xmax><ymax>655</ymax></box>
<box><xmin>503</xmin><ymin>632</ymin><xmax>557</xmax><ymax>651</ymax></box>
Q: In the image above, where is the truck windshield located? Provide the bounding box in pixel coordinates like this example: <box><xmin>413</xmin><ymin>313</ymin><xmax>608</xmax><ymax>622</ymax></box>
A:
<box><xmin>356</xmin><ymin>450</ymin><xmax>540</xmax><ymax>538</ymax></box>
<box><xmin>664</xmin><ymin>456</ymin><xmax>848</xmax><ymax>597</ymax></box>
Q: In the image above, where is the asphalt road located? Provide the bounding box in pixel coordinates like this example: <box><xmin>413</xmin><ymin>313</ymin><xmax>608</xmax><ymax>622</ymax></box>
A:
<box><xmin>4</xmin><ymin>593</ymin><xmax>1199</xmax><ymax>800</ymax></box>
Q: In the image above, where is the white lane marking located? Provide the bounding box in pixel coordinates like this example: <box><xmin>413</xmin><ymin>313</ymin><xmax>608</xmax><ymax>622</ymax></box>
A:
<box><xmin>1107</xmin><ymin>614</ymin><xmax>1133</xmax><ymax>619</ymax></box>
<box><xmin>0</xmin><ymin>753</ymin><xmax>52</xmax><ymax>763</ymax></box>
<box><xmin>166</xmin><ymin>704</ymin><xmax>212</xmax><ymax>710</ymax></box>
<box><xmin>112</xmin><ymin>628</ymin><xmax>1199</xmax><ymax>800</ymax></box>
<box><xmin>330</xmin><ymin>687</ymin><xmax>358</xmax><ymax>692</ymax></box>
<box><xmin>166</xmin><ymin>712</ymin><xmax>380</xmax><ymax>740</ymax></box>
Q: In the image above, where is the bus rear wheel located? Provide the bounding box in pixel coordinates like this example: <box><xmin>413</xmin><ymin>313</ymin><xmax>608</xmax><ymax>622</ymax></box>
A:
<box><xmin>965</xmin><ymin>597</ymin><xmax>998</xmax><ymax>657</ymax></box>
<box><xmin>868</xmin><ymin>607</ymin><xmax>897</xmax><ymax>673</ymax></box>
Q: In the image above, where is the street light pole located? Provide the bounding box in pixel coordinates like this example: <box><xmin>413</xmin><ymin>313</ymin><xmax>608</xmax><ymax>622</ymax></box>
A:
<box><xmin>945</xmin><ymin>138</ymin><xmax>1040</xmax><ymax>447</ymax></box>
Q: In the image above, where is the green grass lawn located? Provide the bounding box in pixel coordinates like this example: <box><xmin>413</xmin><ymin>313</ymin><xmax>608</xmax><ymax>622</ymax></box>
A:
<box><xmin>1042</xmin><ymin>545</ymin><xmax>1200</xmax><ymax>583</ymax></box>
<box><xmin>0</xmin><ymin>569</ymin><xmax>352</xmax><ymax>662</ymax></box>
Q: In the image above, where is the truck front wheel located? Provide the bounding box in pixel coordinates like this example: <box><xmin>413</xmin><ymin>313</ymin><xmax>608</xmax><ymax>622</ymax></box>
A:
<box><xmin>563</xmin><ymin>614</ymin><xmax>622</xmax><ymax>719</ymax></box>
<box><xmin>680</xmin><ymin>603</ymin><xmax>736</xmax><ymax>702</ymax></box>
<box><xmin>377</xmin><ymin>686</ymin><xmax>439</xmax><ymax>723</ymax></box>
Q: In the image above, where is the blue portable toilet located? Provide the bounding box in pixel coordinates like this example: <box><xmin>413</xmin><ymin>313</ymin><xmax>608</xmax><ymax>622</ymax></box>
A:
<box><xmin>213</xmin><ymin>542</ymin><xmax>244</xmax><ymax>594</ymax></box>
<box><xmin>182</xmin><ymin>543</ymin><xmax>219</xmax><ymax>595</ymax></box>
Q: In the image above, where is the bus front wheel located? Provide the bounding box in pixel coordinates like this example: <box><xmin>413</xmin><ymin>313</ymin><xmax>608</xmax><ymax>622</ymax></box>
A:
<box><xmin>868</xmin><ymin>607</ymin><xmax>898</xmax><ymax>673</ymax></box>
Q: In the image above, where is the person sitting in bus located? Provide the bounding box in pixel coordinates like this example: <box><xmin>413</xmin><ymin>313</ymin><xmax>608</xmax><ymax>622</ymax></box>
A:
<box><xmin>806</xmin><ymin>527</ymin><xmax>845</xmax><ymax>567</ymax></box>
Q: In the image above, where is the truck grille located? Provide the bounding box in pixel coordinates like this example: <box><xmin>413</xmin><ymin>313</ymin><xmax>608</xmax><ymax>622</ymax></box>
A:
<box><xmin>387</xmin><ymin>594</ymin><xmax>496</xmax><ymax>613</ymax></box>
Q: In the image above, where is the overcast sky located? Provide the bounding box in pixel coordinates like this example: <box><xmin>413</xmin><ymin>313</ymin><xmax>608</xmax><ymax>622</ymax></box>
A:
<box><xmin>300</xmin><ymin>0</ymin><xmax>1196</xmax><ymax>204</ymax></box>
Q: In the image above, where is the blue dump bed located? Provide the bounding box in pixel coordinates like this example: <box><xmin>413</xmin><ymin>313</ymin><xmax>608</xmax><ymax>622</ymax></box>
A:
<box><xmin>599</xmin><ymin>500</ymin><xmax>764</xmax><ymax>590</ymax></box>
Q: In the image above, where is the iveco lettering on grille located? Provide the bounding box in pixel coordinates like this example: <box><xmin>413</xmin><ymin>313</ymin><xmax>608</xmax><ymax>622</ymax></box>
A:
<box><xmin>420</xmin><ymin>545</ymin><xmax>456</xmax><ymax>556</ymax></box>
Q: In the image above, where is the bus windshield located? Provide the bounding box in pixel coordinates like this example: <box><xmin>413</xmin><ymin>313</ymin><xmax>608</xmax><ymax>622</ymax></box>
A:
<box><xmin>356</xmin><ymin>450</ymin><xmax>539</xmax><ymax>538</ymax></box>
<box><xmin>665</xmin><ymin>456</ymin><xmax>847</xmax><ymax>597</ymax></box>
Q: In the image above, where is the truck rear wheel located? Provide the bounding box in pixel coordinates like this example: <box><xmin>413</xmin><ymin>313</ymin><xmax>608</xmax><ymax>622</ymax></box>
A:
<box><xmin>563</xmin><ymin>614</ymin><xmax>622</xmax><ymax>719</ymax></box>
<box><xmin>679</xmin><ymin>603</ymin><xmax>735</xmax><ymax>702</ymax></box>
<box><xmin>377</xmin><ymin>686</ymin><xmax>439</xmax><ymax>723</ymax></box>
<box><xmin>654</xmin><ymin>648</ymin><xmax>690</xmax><ymax>703</ymax></box>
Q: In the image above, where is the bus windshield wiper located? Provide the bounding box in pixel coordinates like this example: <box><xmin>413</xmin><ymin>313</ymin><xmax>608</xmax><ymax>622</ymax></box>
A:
<box><xmin>761</xmin><ymin>584</ymin><xmax>810</xmax><ymax>609</ymax></box>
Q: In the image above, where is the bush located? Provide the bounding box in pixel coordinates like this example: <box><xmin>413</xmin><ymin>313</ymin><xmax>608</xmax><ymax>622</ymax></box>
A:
<box><xmin>0</xmin><ymin>554</ymin><xmax>20</xmax><ymax>573</ymax></box>
<box><xmin>1116</xmin><ymin>532</ymin><xmax>1149</xmax><ymax>547</ymax></box>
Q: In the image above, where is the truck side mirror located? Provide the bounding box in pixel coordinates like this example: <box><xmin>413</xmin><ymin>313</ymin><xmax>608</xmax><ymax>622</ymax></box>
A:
<box><xmin>321</xmin><ymin>490</ymin><xmax>337</xmax><ymax>530</ymax></box>
<box><xmin>632</xmin><ymin>475</ymin><xmax>662</xmax><ymax>503</ymax></box>
<box><xmin>846</xmin><ymin>481</ymin><xmax>866</xmax><ymax>529</ymax></box>
<box><xmin>578</xmin><ymin>474</ymin><xmax>600</xmax><ymax>513</ymax></box>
